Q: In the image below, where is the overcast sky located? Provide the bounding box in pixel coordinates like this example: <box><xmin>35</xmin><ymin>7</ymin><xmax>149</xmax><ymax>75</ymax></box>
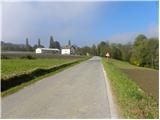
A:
<box><xmin>2</xmin><ymin>1</ymin><xmax>158</xmax><ymax>47</ymax></box>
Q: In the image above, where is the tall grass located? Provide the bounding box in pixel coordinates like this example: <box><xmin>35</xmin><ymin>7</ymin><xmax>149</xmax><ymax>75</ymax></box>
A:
<box><xmin>102</xmin><ymin>58</ymin><xmax>158</xmax><ymax>118</ymax></box>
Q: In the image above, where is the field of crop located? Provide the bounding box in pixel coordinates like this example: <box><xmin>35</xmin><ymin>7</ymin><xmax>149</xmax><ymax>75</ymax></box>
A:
<box><xmin>1</xmin><ymin>58</ymin><xmax>79</xmax><ymax>79</ymax></box>
<box><xmin>121</xmin><ymin>69</ymin><xmax>158</xmax><ymax>99</ymax></box>
<box><xmin>110</xmin><ymin>59</ymin><xmax>158</xmax><ymax>99</ymax></box>
<box><xmin>102</xmin><ymin>58</ymin><xmax>158</xmax><ymax>118</ymax></box>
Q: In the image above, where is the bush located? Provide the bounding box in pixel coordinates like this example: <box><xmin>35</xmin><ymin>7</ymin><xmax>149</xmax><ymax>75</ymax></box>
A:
<box><xmin>20</xmin><ymin>55</ymin><xmax>36</xmax><ymax>60</ymax></box>
<box><xmin>1</xmin><ymin>55</ymin><xmax>10</xmax><ymax>59</ymax></box>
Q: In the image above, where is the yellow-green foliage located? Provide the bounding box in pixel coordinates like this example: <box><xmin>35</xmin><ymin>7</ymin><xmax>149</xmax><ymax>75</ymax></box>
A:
<box><xmin>130</xmin><ymin>56</ymin><xmax>140</xmax><ymax>66</ymax></box>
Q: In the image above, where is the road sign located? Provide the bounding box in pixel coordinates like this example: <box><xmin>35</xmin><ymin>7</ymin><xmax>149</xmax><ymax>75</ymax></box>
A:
<box><xmin>106</xmin><ymin>52</ymin><xmax>110</xmax><ymax>57</ymax></box>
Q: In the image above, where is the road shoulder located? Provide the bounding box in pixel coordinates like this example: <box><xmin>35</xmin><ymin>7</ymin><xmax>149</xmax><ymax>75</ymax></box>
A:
<box><xmin>101</xmin><ymin>62</ymin><xmax>119</xmax><ymax>118</ymax></box>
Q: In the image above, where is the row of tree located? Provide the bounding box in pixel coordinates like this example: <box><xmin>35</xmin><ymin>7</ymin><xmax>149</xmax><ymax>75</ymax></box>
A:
<box><xmin>26</xmin><ymin>36</ymin><xmax>62</xmax><ymax>51</ymax></box>
<box><xmin>49</xmin><ymin>36</ymin><xmax>61</xmax><ymax>49</ymax></box>
<box><xmin>130</xmin><ymin>35</ymin><xmax>158</xmax><ymax>69</ymax></box>
<box><xmin>2</xmin><ymin>36</ymin><xmax>61</xmax><ymax>51</ymax></box>
<box><xmin>76</xmin><ymin>34</ymin><xmax>158</xmax><ymax>69</ymax></box>
<box><xmin>1</xmin><ymin>34</ymin><xmax>158</xmax><ymax>69</ymax></box>
<box><xmin>1</xmin><ymin>41</ymin><xmax>27</xmax><ymax>51</ymax></box>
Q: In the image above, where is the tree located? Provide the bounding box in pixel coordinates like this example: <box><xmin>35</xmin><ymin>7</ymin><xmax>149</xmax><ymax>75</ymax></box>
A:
<box><xmin>1</xmin><ymin>41</ymin><xmax>26</xmax><ymax>51</ymax></box>
<box><xmin>25</xmin><ymin>38</ymin><xmax>33</xmax><ymax>51</ymax></box>
<box><xmin>110</xmin><ymin>44</ymin><xmax>122</xmax><ymax>60</ymax></box>
<box><xmin>33</xmin><ymin>44</ymin><xmax>38</xmax><ymax>50</ymax></box>
<box><xmin>49</xmin><ymin>36</ymin><xmax>54</xmax><ymax>48</ymax></box>
<box><xmin>37</xmin><ymin>38</ymin><xmax>44</xmax><ymax>48</ymax></box>
<box><xmin>130</xmin><ymin>34</ymin><xmax>148</xmax><ymax>66</ymax></box>
<box><xmin>91</xmin><ymin>44</ymin><xmax>97</xmax><ymax>56</ymax></box>
<box><xmin>26</xmin><ymin>38</ymin><xmax>29</xmax><ymax>46</ymax></box>
<box><xmin>33</xmin><ymin>39</ymin><xmax>44</xmax><ymax>50</ymax></box>
<box><xmin>38</xmin><ymin>38</ymin><xmax>41</xmax><ymax>47</ymax></box>
<box><xmin>97</xmin><ymin>41</ymin><xmax>110</xmax><ymax>57</ymax></box>
<box><xmin>49</xmin><ymin>36</ymin><xmax>61</xmax><ymax>49</ymax></box>
<box><xmin>120</xmin><ymin>43</ymin><xmax>132</xmax><ymax>61</ymax></box>
<box><xmin>134</xmin><ymin>34</ymin><xmax>147</xmax><ymax>46</ymax></box>
<box><xmin>68</xmin><ymin>40</ymin><xmax>71</xmax><ymax>46</ymax></box>
<box><xmin>129</xmin><ymin>34</ymin><xmax>159</xmax><ymax>69</ymax></box>
<box><xmin>145</xmin><ymin>38</ymin><xmax>159</xmax><ymax>68</ymax></box>
<box><xmin>81</xmin><ymin>46</ymin><xmax>92</xmax><ymax>55</ymax></box>
<box><xmin>54</xmin><ymin>41</ymin><xmax>61</xmax><ymax>49</ymax></box>
<box><xmin>75</xmin><ymin>47</ymin><xmax>82</xmax><ymax>55</ymax></box>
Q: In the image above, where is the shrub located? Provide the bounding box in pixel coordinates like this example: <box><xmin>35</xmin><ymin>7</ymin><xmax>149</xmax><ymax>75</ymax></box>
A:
<box><xmin>1</xmin><ymin>55</ymin><xmax>10</xmax><ymax>59</ymax></box>
<box><xmin>20</xmin><ymin>55</ymin><xmax>36</xmax><ymax>60</ymax></box>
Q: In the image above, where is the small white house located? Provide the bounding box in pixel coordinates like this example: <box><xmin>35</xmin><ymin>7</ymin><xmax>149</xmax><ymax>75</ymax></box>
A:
<box><xmin>35</xmin><ymin>48</ymin><xmax>60</xmax><ymax>54</ymax></box>
<box><xmin>61</xmin><ymin>49</ymin><xmax>70</xmax><ymax>55</ymax></box>
<box><xmin>35</xmin><ymin>48</ymin><xmax>42</xmax><ymax>53</ymax></box>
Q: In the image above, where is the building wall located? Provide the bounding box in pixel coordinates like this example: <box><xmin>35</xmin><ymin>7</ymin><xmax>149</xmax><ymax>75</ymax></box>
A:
<box><xmin>35</xmin><ymin>48</ymin><xmax>42</xmax><ymax>53</ymax></box>
<box><xmin>61</xmin><ymin>49</ymin><xmax>70</xmax><ymax>55</ymax></box>
<box><xmin>35</xmin><ymin>48</ymin><xmax>60</xmax><ymax>54</ymax></box>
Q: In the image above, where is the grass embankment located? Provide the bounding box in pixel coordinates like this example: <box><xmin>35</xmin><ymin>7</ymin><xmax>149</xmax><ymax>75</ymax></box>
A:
<box><xmin>1</xmin><ymin>57</ymin><xmax>89</xmax><ymax>96</ymax></box>
<box><xmin>102</xmin><ymin>58</ymin><xmax>158</xmax><ymax>119</ymax></box>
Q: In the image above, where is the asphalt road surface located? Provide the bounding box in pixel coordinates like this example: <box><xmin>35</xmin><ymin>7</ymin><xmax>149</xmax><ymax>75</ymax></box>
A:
<box><xmin>2</xmin><ymin>56</ymin><xmax>116</xmax><ymax>118</ymax></box>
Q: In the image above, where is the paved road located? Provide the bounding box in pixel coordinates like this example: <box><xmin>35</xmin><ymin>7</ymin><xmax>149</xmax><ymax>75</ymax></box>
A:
<box><xmin>2</xmin><ymin>56</ymin><xmax>114</xmax><ymax>118</ymax></box>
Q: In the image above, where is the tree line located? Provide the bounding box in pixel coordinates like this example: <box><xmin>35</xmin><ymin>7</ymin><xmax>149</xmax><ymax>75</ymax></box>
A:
<box><xmin>76</xmin><ymin>34</ymin><xmax>158</xmax><ymax>69</ymax></box>
<box><xmin>1</xmin><ymin>34</ymin><xmax>158</xmax><ymax>69</ymax></box>
<box><xmin>1</xmin><ymin>36</ymin><xmax>61</xmax><ymax>51</ymax></box>
<box><xmin>25</xmin><ymin>36</ymin><xmax>62</xmax><ymax>50</ymax></box>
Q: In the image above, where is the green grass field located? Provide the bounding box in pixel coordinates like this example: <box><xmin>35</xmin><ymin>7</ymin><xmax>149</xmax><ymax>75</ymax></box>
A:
<box><xmin>102</xmin><ymin>58</ymin><xmax>158</xmax><ymax>119</ymax></box>
<box><xmin>1</xmin><ymin>58</ymin><xmax>80</xmax><ymax>79</ymax></box>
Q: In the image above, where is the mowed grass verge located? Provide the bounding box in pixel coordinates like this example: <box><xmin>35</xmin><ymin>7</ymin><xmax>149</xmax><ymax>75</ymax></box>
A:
<box><xmin>1</xmin><ymin>57</ymin><xmax>89</xmax><ymax>96</ymax></box>
<box><xmin>102</xmin><ymin>58</ymin><xmax>158</xmax><ymax>119</ymax></box>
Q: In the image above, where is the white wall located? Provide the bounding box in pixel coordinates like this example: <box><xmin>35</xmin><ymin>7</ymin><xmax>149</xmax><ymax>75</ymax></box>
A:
<box><xmin>35</xmin><ymin>48</ymin><xmax>42</xmax><ymax>53</ymax></box>
<box><xmin>61</xmin><ymin>49</ymin><xmax>70</xmax><ymax>55</ymax></box>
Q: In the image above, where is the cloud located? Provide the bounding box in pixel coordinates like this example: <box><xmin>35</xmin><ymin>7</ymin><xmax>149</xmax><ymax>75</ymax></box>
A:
<box><xmin>108</xmin><ymin>24</ymin><xmax>159</xmax><ymax>44</ymax></box>
<box><xmin>2</xmin><ymin>2</ymin><xmax>100</xmax><ymax>46</ymax></box>
<box><xmin>108</xmin><ymin>32</ymin><xmax>136</xmax><ymax>44</ymax></box>
<box><xmin>146</xmin><ymin>24</ymin><xmax>159</xmax><ymax>38</ymax></box>
<box><xmin>2</xmin><ymin>2</ymin><xmax>158</xmax><ymax>46</ymax></box>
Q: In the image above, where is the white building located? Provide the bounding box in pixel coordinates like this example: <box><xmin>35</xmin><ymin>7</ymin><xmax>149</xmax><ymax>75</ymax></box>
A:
<box><xmin>61</xmin><ymin>49</ymin><xmax>70</xmax><ymax>55</ymax></box>
<box><xmin>35</xmin><ymin>48</ymin><xmax>60</xmax><ymax>54</ymax></box>
<box><xmin>61</xmin><ymin>44</ymin><xmax>76</xmax><ymax>55</ymax></box>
